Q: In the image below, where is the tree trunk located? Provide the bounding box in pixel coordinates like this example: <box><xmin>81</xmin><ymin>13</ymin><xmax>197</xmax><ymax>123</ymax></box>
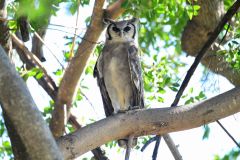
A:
<box><xmin>0</xmin><ymin>45</ymin><xmax>63</xmax><ymax>160</ymax></box>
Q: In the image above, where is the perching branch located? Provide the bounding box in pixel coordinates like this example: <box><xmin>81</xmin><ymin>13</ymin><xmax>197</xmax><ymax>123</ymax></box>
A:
<box><xmin>57</xmin><ymin>86</ymin><xmax>240</xmax><ymax>160</ymax></box>
<box><xmin>50</xmin><ymin>0</ymin><xmax>126</xmax><ymax>138</ymax></box>
<box><xmin>0</xmin><ymin>45</ymin><xmax>63</xmax><ymax>160</ymax></box>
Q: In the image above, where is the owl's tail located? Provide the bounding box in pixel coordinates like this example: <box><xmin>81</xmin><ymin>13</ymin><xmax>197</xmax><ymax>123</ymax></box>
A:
<box><xmin>117</xmin><ymin>137</ymin><xmax>138</xmax><ymax>148</ymax></box>
<box><xmin>118</xmin><ymin>136</ymin><xmax>137</xmax><ymax>160</ymax></box>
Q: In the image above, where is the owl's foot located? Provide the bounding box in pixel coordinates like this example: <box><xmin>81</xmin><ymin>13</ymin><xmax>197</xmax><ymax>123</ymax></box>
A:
<box><xmin>118</xmin><ymin>110</ymin><xmax>127</xmax><ymax>114</ymax></box>
<box><xmin>130</xmin><ymin>106</ymin><xmax>141</xmax><ymax>110</ymax></box>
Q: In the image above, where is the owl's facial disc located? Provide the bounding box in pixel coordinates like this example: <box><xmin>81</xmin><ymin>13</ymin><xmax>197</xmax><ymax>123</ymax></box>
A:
<box><xmin>111</xmin><ymin>25</ymin><xmax>132</xmax><ymax>38</ymax></box>
<box><xmin>105</xmin><ymin>18</ymin><xmax>137</xmax><ymax>41</ymax></box>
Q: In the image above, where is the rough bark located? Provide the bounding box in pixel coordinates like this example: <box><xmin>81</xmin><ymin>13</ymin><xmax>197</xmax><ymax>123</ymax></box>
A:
<box><xmin>50</xmin><ymin>0</ymin><xmax>126</xmax><ymax>138</ymax></box>
<box><xmin>0</xmin><ymin>0</ymin><xmax>11</xmax><ymax>55</ymax></box>
<box><xmin>0</xmin><ymin>2</ymin><xmax>30</xmax><ymax>159</ymax></box>
<box><xmin>181</xmin><ymin>0</ymin><xmax>240</xmax><ymax>86</ymax></box>
<box><xmin>57</xmin><ymin>86</ymin><xmax>240</xmax><ymax>159</ymax></box>
<box><xmin>0</xmin><ymin>46</ymin><xmax>63</xmax><ymax>160</ymax></box>
<box><xmin>2</xmin><ymin>109</ymin><xmax>30</xmax><ymax>160</ymax></box>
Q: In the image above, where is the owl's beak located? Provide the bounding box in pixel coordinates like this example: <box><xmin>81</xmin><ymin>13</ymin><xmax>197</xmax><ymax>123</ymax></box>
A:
<box><xmin>119</xmin><ymin>30</ymin><xmax>123</xmax><ymax>37</ymax></box>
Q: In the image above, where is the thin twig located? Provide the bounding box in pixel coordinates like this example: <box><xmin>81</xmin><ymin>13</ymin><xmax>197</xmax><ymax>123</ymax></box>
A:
<box><xmin>216</xmin><ymin>120</ymin><xmax>240</xmax><ymax>148</ymax></box>
<box><xmin>49</xmin><ymin>23</ymin><xmax>86</xmax><ymax>30</ymax></box>
<box><xmin>141</xmin><ymin>136</ymin><xmax>159</xmax><ymax>152</ymax></box>
<box><xmin>163</xmin><ymin>134</ymin><xmax>183</xmax><ymax>160</ymax></box>
<box><xmin>29</xmin><ymin>25</ymin><xmax>65</xmax><ymax>69</ymax></box>
<box><xmin>152</xmin><ymin>136</ymin><xmax>161</xmax><ymax>160</ymax></box>
<box><xmin>125</xmin><ymin>135</ymin><xmax>134</xmax><ymax>160</ymax></box>
<box><xmin>69</xmin><ymin>0</ymin><xmax>80</xmax><ymax>59</ymax></box>
<box><xmin>218</xmin><ymin>22</ymin><xmax>231</xmax><ymax>46</ymax></box>
<box><xmin>47</xmin><ymin>27</ymin><xmax>104</xmax><ymax>44</ymax></box>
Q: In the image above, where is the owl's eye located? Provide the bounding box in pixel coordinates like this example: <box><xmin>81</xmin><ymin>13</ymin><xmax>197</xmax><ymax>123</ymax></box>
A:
<box><xmin>112</xmin><ymin>26</ymin><xmax>120</xmax><ymax>32</ymax></box>
<box><xmin>124</xmin><ymin>26</ymin><xmax>131</xmax><ymax>32</ymax></box>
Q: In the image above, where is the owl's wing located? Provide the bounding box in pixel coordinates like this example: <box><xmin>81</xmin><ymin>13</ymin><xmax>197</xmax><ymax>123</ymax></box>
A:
<box><xmin>128</xmin><ymin>44</ymin><xmax>144</xmax><ymax>108</ymax></box>
<box><xmin>93</xmin><ymin>53</ymin><xmax>114</xmax><ymax>117</ymax></box>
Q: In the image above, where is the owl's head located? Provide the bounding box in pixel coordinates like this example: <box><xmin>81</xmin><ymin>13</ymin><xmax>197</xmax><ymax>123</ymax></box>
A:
<box><xmin>104</xmin><ymin>18</ymin><xmax>138</xmax><ymax>42</ymax></box>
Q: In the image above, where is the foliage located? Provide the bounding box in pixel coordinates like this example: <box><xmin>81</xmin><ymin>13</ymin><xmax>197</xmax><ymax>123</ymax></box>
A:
<box><xmin>218</xmin><ymin>38</ymin><xmax>240</xmax><ymax>70</ymax></box>
<box><xmin>17</xmin><ymin>67</ymin><xmax>44</xmax><ymax>81</ymax></box>
<box><xmin>1</xmin><ymin>0</ymin><xmax>240</xmax><ymax>159</ymax></box>
<box><xmin>143</xmin><ymin>54</ymin><xmax>185</xmax><ymax>105</ymax></box>
<box><xmin>202</xmin><ymin>125</ymin><xmax>210</xmax><ymax>140</ymax></box>
<box><xmin>119</xmin><ymin>0</ymin><xmax>193</xmax><ymax>56</ymax></box>
<box><xmin>0</xmin><ymin>117</ymin><xmax>13</xmax><ymax>159</ymax></box>
<box><xmin>214</xmin><ymin>148</ymin><xmax>240</xmax><ymax>160</ymax></box>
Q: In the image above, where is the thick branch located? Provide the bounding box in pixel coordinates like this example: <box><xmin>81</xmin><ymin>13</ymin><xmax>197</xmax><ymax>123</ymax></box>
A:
<box><xmin>0</xmin><ymin>45</ymin><xmax>63</xmax><ymax>160</ymax></box>
<box><xmin>50</xmin><ymin>0</ymin><xmax>126</xmax><ymax>138</ymax></box>
<box><xmin>105</xmin><ymin>0</ymin><xmax>125</xmax><ymax>19</ymax></box>
<box><xmin>57</xmin><ymin>87</ymin><xmax>240</xmax><ymax>159</ymax></box>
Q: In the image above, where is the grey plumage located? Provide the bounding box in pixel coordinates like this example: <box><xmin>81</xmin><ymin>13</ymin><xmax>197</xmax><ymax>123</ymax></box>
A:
<box><xmin>94</xmin><ymin>18</ymin><xmax>144</xmax><ymax>148</ymax></box>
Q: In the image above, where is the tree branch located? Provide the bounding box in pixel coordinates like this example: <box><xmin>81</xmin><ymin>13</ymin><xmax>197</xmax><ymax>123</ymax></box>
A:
<box><xmin>50</xmin><ymin>0</ymin><xmax>126</xmax><ymax>138</ymax></box>
<box><xmin>57</xmin><ymin>87</ymin><xmax>240</xmax><ymax>159</ymax></box>
<box><xmin>104</xmin><ymin>0</ymin><xmax>126</xmax><ymax>19</ymax></box>
<box><xmin>11</xmin><ymin>34</ymin><xmax>58</xmax><ymax>94</ymax></box>
<box><xmin>163</xmin><ymin>134</ymin><xmax>182</xmax><ymax>160</ymax></box>
<box><xmin>0</xmin><ymin>45</ymin><xmax>63</xmax><ymax>160</ymax></box>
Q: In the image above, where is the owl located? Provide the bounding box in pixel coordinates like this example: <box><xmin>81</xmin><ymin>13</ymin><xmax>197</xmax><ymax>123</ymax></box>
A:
<box><xmin>94</xmin><ymin>18</ymin><xmax>144</xmax><ymax>148</ymax></box>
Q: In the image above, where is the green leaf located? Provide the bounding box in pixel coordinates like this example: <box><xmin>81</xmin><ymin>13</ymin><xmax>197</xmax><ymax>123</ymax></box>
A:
<box><xmin>121</xmin><ymin>0</ymin><xmax>129</xmax><ymax>8</ymax></box>
<box><xmin>35</xmin><ymin>72</ymin><xmax>44</xmax><ymax>79</ymax></box>
<box><xmin>172</xmin><ymin>82</ymin><xmax>180</xmax><ymax>87</ymax></box>
<box><xmin>169</xmin><ymin>86</ymin><xmax>178</xmax><ymax>92</ymax></box>
<box><xmin>185</xmin><ymin>97</ymin><xmax>194</xmax><ymax>105</ymax></box>
<box><xmin>54</xmin><ymin>69</ymin><xmax>63</xmax><ymax>76</ymax></box>
<box><xmin>202</xmin><ymin>125</ymin><xmax>210</xmax><ymax>140</ymax></box>
<box><xmin>157</xmin><ymin>96</ymin><xmax>164</xmax><ymax>103</ymax></box>
<box><xmin>0</xmin><ymin>122</ymin><xmax>5</xmax><ymax>137</ymax></box>
<box><xmin>157</xmin><ymin>87</ymin><xmax>166</xmax><ymax>94</ymax></box>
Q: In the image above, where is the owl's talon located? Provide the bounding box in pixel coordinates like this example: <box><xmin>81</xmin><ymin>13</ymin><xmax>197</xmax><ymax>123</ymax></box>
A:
<box><xmin>130</xmin><ymin>106</ymin><xmax>141</xmax><ymax>110</ymax></box>
<box><xmin>118</xmin><ymin>110</ymin><xmax>127</xmax><ymax>113</ymax></box>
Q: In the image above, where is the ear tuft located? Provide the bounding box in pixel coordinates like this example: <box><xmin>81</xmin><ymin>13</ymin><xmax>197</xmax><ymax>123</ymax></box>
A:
<box><xmin>103</xmin><ymin>18</ymin><xmax>115</xmax><ymax>25</ymax></box>
<box><xmin>129</xmin><ymin>17</ymin><xmax>139</xmax><ymax>24</ymax></box>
